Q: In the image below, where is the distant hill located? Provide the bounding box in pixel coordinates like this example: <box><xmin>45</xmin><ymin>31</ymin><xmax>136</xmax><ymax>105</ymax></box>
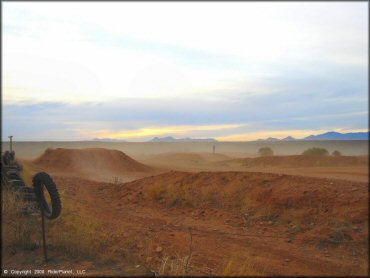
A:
<box><xmin>257</xmin><ymin>131</ymin><xmax>368</xmax><ymax>141</ymax></box>
<box><xmin>149</xmin><ymin>136</ymin><xmax>217</xmax><ymax>142</ymax></box>
<box><xmin>257</xmin><ymin>137</ymin><xmax>279</xmax><ymax>142</ymax></box>
<box><xmin>303</xmin><ymin>131</ymin><xmax>369</xmax><ymax>140</ymax></box>
<box><xmin>281</xmin><ymin>136</ymin><xmax>296</xmax><ymax>141</ymax></box>
<box><xmin>265</xmin><ymin>137</ymin><xmax>280</xmax><ymax>141</ymax></box>
<box><xmin>92</xmin><ymin>138</ymin><xmax>127</xmax><ymax>142</ymax></box>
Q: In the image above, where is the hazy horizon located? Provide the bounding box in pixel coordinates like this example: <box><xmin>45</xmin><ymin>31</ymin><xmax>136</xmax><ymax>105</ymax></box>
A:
<box><xmin>3</xmin><ymin>2</ymin><xmax>368</xmax><ymax>141</ymax></box>
<box><xmin>2</xmin><ymin>130</ymin><xmax>369</xmax><ymax>143</ymax></box>
<box><xmin>2</xmin><ymin>140</ymin><xmax>368</xmax><ymax>160</ymax></box>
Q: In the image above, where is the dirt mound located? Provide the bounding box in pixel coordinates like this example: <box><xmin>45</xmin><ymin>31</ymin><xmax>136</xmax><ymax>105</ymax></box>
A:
<box><xmin>220</xmin><ymin>155</ymin><xmax>368</xmax><ymax>168</ymax></box>
<box><xmin>108</xmin><ymin>171</ymin><xmax>368</xmax><ymax>244</ymax></box>
<box><xmin>33</xmin><ymin>148</ymin><xmax>152</xmax><ymax>179</ymax></box>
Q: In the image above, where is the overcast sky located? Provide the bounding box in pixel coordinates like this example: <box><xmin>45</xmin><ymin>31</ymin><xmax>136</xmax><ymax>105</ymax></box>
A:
<box><xmin>3</xmin><ymin>2</ymin><xmax>368</xmax><ymax>141</ymax></box>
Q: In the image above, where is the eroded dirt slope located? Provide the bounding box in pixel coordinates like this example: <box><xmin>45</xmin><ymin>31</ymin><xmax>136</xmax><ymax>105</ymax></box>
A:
<box><xmin>49</xmin><ymin>171</ymin><xmax>368</xmax><ymax>276</ymax></box>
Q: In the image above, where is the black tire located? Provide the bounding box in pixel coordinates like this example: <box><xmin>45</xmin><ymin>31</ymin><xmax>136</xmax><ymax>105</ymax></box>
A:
<box><xmin>32</xmin><ymin>172</ymin><xmax>62</xmax><ymax>219</ymax></box>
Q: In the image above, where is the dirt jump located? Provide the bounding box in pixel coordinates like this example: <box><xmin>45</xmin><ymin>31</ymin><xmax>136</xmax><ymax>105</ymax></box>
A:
<box><xmin>30</xmin><ymin>148</ymin><xmax>154</xmax><ymax>182</ymax></box>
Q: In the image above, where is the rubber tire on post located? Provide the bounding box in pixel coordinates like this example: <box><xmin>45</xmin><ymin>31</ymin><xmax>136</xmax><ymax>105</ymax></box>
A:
<box><xmin>32</xmin><ymin>172</ymin><xmax>62</xmax><ymax>219</ymax></box>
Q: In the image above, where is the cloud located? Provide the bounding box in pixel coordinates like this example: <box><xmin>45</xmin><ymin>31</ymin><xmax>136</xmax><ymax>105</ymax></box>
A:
<box><xmin>4</xmin><ymin>2</ymin><xmax>367</xmax><ymax>64</ymax></box>
<box><xmin>2</xmin><ymin>2</ymin><xmax>368</xmax><ymax>141</ymax></box>
<box><xmin>4</xmin><ymin>2</ymin><xmax>367</xmax><ymax>102</ymax></box>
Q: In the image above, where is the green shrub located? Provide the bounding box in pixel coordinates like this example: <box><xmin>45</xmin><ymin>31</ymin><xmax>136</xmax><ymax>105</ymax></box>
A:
<box><xmin>258</xmin><ymin>147</ymin><xmax>274</xmax><ymax>157</ymax></box>
<box><xmin>332</xmin><ymin>150</ymin><xmax>342</xmax><ymax>156</ymax></box>
<box><xmin>302</xmin><ymin>147</ymin><xmax>329</xmax><ymax>156</ymax></box>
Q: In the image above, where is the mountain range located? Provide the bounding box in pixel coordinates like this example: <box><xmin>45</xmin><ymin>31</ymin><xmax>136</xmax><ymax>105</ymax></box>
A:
<box><xmin>257</xmin><ymin>131</ymin><xmax>369</xmax><ymax>141</ymax></box>
<box><xmin>91</xmin><ymin>131</ymin><xmax>368</xmax><ymax>142</ymax></box>
<box><xmin>149</xmin><ymin>136</ymin><xmax>217</xmax><ymax>142</ymax></box>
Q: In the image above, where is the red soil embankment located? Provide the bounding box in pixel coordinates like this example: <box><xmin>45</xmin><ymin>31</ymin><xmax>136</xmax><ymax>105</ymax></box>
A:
<box><xmin>95</xmin><ymin>170</ymin><xmax>368</xmax><ymax>275</ymax></box>
<box><xmin>110</xmin><ymin>171</ymin><xmax>368</xmax><ymax>243</ymax></box>
<box><xmin>33</xmin><ymin>148</ymin><xmax>152</xmax><ymax>180</ymax></box>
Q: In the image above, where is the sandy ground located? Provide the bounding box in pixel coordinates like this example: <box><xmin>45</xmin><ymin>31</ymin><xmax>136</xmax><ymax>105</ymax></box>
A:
<box><xmin>2</xmin><ymin>147</ymin><xmax>369</xmax><ymax>276</ymax></box>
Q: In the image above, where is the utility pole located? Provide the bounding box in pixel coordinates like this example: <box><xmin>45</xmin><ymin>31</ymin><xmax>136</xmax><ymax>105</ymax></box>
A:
<box><xmin>8</xmin><ymin>136</ymin><xmax>13</xmax><ymax>152</ymax></box>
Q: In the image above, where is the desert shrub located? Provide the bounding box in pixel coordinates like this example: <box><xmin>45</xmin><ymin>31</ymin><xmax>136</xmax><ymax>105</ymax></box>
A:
<box><xmin>168</xmin><ymin>186</ymin><xmax>194</xmax><ymax>207</ymax></box>
<box><xmin>258</xmin><ymin>147</ymin><xmax>274</xmax><ymax>156</ymax></box>
<box><xmin>148</xmin><ymin>184</ymin><xmax>167</xmax><ymax>200</ymax></box>
<box><xmin>110</xmin><ymin>176</ymin><xmax>123</xmax><ymax>184</ymax></box>
<box><xmin>332</xmin><ymin>150</ymin><xmax>342</xmax><ymax>156</ymax></box>
<box><xmin>302</xmin><ymin>147</ymin><xmax>329</xmax><ymax>156</ymax></box>
<box><xmin>147</xmin><ymin>183</ymin><xmax>194</xmax><ymax>207</ymax></box>
<box><xmin>158</xmin><ymin>254</ymin><xmax>192</xmax><ymax>275</ymax></box>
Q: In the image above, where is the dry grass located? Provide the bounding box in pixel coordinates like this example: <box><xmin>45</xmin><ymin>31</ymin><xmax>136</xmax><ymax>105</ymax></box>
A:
<box><xmin>2</xmin><ymin>189</ymin><xmax>40</xmax><ymax>251</ymax></box>
<box><xmin>146</xmin><ymin>179</ymin><xmax>277</xmax><ymax>220</ymax></box>
<box><xmin>2</xmin><ymin>163</ymin><xmax>39</xmax><ymax>251</ymax></box>
<box><xmin>147</xmin><ymin>182</ymin><xmax>195</xmax><ymax>207</ymax></box>
<box><xmin>3</xmin><ymin>164</ymin><xmax>102</xmax><ymax>260</ymax></box>
<box><xmin>147</xmin><ymin>185</ymin><xmax>166</xmax><ymax>200</ymax></box>
<box><xmin>110</xmin><ymin>176</ymin><xmax>123</xmax><ymax>185</ymax></box>
<box><xmin>19</xmin><ymin>162</ymin><xmax>33</xmax><ymax>186</ymax></box>
<box><xmin>147</xmin><ymin>180</ymin><xmax>222</xmax><ymax>209</ymax></box>
<box><xmin>222</xmin><ymin>255</ymin><xmax>264</xmax><ymax>276</ymax></box>
<box><xmin>2</xmin><ymin>189</ymin><xmax>101</xmax><ymax>260</ymax></box>
<box><xmin>158</xmin><ymin>254</ymin><xmax>190</xmax><ymax>275</ymax></box>
<box><xmin>46</xmin><ymin>190</ymin><xmax>101</xmax><ymax>259</ymax></box>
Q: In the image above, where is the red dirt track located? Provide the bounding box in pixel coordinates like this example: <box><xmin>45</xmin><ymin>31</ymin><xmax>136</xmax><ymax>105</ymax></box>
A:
<box><xmin>5</xmin><ymin>148</ymin><xmax>369</xmax><ymax>275</ymax></box>
<box><xmin>54</xmin><ymin>170</ymin><xmax>368</xmax><ymax>275</ymax></box>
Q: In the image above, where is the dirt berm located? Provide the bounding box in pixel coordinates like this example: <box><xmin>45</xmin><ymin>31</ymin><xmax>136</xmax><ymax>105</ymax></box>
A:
<box><xmin>220</xmin><ymin>155</ymin><xmax>368</xmax><ymax>168</ymax></box>
<box><xmin>32</xmin><ymin>148</ymin><xmax>152</xmax><ymax>180</ymax></box>
<box><xmin>108</xmin><ymin>170</ymin><xmax>368</xmax><ymax>245</ymax></box>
